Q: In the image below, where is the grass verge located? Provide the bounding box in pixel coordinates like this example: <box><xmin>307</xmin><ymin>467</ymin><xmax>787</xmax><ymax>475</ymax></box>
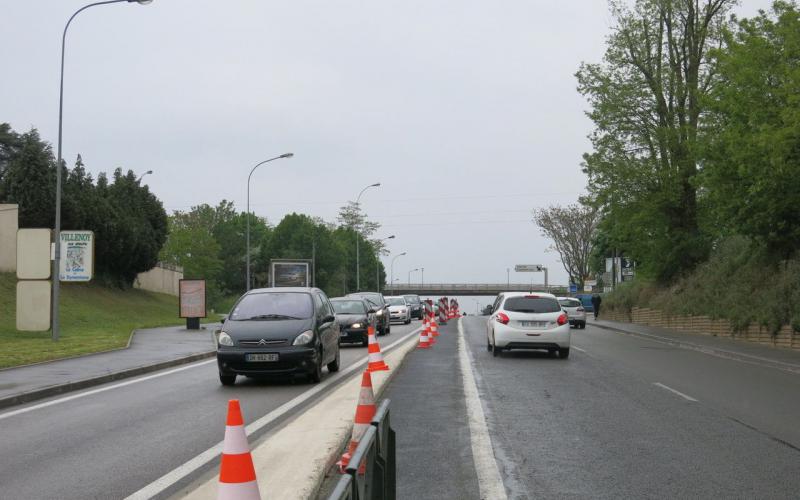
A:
<box><xmin>0</xmin><ymin>272</ymin><xmax>210</xmax><ymax>369</ymax></box>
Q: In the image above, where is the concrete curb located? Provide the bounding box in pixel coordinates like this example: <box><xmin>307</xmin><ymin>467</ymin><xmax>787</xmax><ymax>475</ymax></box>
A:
<box><xmin>0</xmin><ymin>350</ymin><xmax>216</xmax><ymax>411</ymax></box>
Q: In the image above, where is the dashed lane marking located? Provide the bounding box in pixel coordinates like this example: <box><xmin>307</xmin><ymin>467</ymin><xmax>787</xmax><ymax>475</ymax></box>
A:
<box><xmin>458</xmin><ymin>318</ymin><xmax>508</xmax><ymax>500</ymax></box>
<box><xmin>653</xmin><ymin>382</ymin><xmax>698</xmax><ymax>402</ymax></box>
<box><xmin>572</xmin><ymin>346</ymin><xmax>587</xmax><ymax>353</ymax></box>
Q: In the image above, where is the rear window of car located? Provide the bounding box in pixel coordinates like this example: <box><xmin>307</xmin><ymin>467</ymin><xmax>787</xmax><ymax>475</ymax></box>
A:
<box><xmin>558</xmin><ymin>299</ymin><xmax>582</xmax><ymax>308</ymax></box>
<box><xmin>331</xmin><ymin>300</ymin><xmax>367</xmax><ymax>314</ymax></box>
<box><xmin>403</xmin><ymin>296</ymin><xmax>420</xmax><ymax>304</ymax></box>
<box><xmin>503</xmin><ymin>296</ymin><xmax>561</xmax><ymax>313</ymax></box>
<box><xmin>229</xmin><ymin>292</ymin><xmax>313</xmax><ymax>320</ymax></box>
<box><xmin>386</xmin><ymin>297</ymin><xmax>406</xmax><ymax>306</ymax></box>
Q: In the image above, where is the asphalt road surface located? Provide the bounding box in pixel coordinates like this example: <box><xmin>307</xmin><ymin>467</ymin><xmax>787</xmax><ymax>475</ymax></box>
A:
<box><xmin>0</xmin><ymin>322</ymin><xmax>419</xmax><ymax>500</ymax></box>
<box><xmin>385</xmin><ymin>316</ymin><xmax>800</xmax><ymax>499</ymax></box>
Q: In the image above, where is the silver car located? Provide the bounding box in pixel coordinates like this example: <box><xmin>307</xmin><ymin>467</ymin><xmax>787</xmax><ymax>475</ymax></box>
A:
<box><xmin>557</xmin><ymin>297</ymin><xmax>586</xmax><ymax>329</ymax></box>
<box><xmin>385</xmin><ymin>296</ymin><xmax>412</xmax><ymax>324</ymax></box>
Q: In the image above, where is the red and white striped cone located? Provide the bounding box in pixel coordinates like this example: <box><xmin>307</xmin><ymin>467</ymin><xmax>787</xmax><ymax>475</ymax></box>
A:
<box><xmin>337</xmin><ymin>371</ymin><xmax>376</xmax><ymax>472</ymax></box>
<box><xmin>218</xmin><ymin>400</ymin><xmax>261</xmax><ymax>500</ymax></box>
<box><xmin>366</xmin><ymin>326</ymin><xmax>389</xmax><ymax>372</ymax></box>
<box><xmin>417</xmin><ymin>318</ymin><xmax>431</xmax><ymax>349</ymax></box>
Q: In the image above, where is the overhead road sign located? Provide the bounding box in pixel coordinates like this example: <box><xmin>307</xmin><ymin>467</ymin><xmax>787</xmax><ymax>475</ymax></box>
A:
<box><xmin>514</xmin><ymin>264</ymin><xmax>543</xmax><ymax>272</ymax></box>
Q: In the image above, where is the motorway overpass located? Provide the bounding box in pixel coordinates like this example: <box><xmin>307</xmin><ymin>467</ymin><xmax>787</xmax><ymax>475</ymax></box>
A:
<box><xmin>384</xmin><ymin>283</ymin><xmax>567</xmax><ymax>296</ymax></box>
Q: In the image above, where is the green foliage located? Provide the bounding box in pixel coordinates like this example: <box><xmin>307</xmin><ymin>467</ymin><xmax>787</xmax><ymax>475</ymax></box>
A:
<box><xmin>603</xmin><ymin>236</ymin><xmax>800</xmax><ymax>334</ymax></box>
<box><xmin>577</xmin><ymin>0</ymin><xmax>736</xmax><ymax>282</ymax></box>
<box><xmin>701</xmin><ymin>1</ymin><xmax>800</xmax><ymax>259</ymax></box>
<box><xmin>0</xmin><ymin>124</ymin><xmax>167</xmax><ymax>287</ymax></box>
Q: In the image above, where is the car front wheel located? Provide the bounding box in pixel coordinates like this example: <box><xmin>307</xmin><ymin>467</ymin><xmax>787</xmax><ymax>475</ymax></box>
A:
<box><xmin>309</xmin><ymin>351</ymin><xmax>323</xmax><ymax>383</ymax></box>
<box><xmin>219</xmin><ymin>373</ymin><xmax>236</xmax><ymax>386</ymax></box>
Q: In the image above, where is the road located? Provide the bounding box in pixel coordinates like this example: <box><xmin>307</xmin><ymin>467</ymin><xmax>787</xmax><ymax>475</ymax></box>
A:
<box><xmin>385</xmin><ymin>316</ymin><xmax>800</xmax><ymax>499</ymax></box>
<box><xmin>0</xmin><ymin>322</ymin><xmax>419</xmax><ymax>500</ymax></box>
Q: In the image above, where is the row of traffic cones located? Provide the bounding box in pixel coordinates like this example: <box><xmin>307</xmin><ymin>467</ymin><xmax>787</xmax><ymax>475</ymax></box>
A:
<box><xmin>215</xmin><ymin>325</ymin><xmax>395</xmax><ymax>498</ymax></box>
<box><xmin>417</xmin><ymin>310</ymin><xmax>441</xmax><ymax>349</ymax></box>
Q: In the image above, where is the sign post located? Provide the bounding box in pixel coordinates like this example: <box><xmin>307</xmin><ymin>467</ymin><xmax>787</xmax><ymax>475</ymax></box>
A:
<box><xmin>179</xmin><ymin>279</ymin><xmax>206</xmax><ymax>330</ymax></box>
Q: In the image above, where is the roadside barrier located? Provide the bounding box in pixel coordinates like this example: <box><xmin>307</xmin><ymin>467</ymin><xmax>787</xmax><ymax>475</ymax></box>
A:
<box><xmin>366</xmin><ymin>327</ymin><xmax>390</xmax><ymax>372</ymax></box>
<box><xmin>218</xmin><ymin>400</ymin><xmax>261</xmax><ymax>500</ymax></box>
<box><xmin>337</xmin><ymin>371</ymin><xmax>377</xmax><ymax>472</ymax></box>
<box><xmin>329</xmin><ymin>399</ymin><xmax>397</xmax><ymax>500</ymax></box>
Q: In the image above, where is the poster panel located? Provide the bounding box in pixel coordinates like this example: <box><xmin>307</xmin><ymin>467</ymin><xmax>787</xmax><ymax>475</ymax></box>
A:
<box><xmin>271</xmin><ymin>260</ymin><xmax>310</xmax><ymax>287</ymax></box>
<box><xmin>59</xmin><ymin>230</ymin><xmax>94</xmax><ymax>282</ymax></box>
<box><xmin>179</xmin><ymin>279</ymin><xmax>207</xmax><ymax>318</ymax></box>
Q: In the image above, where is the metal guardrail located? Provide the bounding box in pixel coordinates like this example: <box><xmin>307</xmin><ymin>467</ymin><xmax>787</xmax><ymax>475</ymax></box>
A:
<box><xmin>328</xmin><ymin>399</ymin><xmax>396</xmax><ymax>500</ymax></box>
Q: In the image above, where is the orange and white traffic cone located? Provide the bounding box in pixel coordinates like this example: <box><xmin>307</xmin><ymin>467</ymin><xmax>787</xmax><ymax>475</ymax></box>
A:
<box><xmin>417</xmin><ymin>321</ymin><xmax>431</xmax><ymax>349</ymax></box>
<box><xmin>430</xmin><ymin>317</ymin><xmax>440</xmax><ymax>337</ymax></box>
<box><xmin>337</xmin><ymin>370</ymin><xmax>377</xmax><ymax>472</ymax></box>
<box><xmin>366</xmin><ymin>326</ymin><xmax>389</xmax><ymax>372</ymax></box>
<box><xmin>218</xmin><ymin>400</ymin><xmax>260</xmax><ymax>500</ymax></box>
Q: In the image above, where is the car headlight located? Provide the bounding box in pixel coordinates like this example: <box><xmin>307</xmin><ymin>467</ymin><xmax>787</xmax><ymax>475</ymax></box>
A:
<box><xmin>376</xmin><ymin>309</ymin><xmax>384</xmax><ymax>316</ymax></box>
<box><xmin>401</xmin><ymin>308</ymin><xmax>407</xmax><ymax>313</ymax></box>
<box><xmin>351</xmin><ymin>323</ymin><xmax>362</xmax><ymax>329</ymax></box>
<box><xmin>218</xmin><ymin>331</ymin><xmax>234</xmax><ymax>347</ymax></box>
<box><xmin>292</xmin><ymin>330</ymin><xmax>314</xmax><ymax>346</ymax></box>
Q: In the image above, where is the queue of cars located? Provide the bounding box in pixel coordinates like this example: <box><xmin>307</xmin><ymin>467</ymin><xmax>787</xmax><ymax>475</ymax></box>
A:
<box><xmin>216</xmin><ymin>288</ymin><xmax>425</xmax><ymax>385</ymax></box>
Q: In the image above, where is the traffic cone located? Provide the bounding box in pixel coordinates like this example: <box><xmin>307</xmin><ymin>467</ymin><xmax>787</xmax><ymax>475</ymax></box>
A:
<box><xmin>417</xmin><ymin>320</ymin><xmax>431</xmax><ymax>349</ymax></box>
<box><xmin>430</xmin><ymin>317</ymin><xmax>440</xmax><ymax>337</ymax></box>
<box><xmin>337</xmin><ymin>370</ymin><xmax>377</xmax><ymax>472</ymax></box>
<box><xmin>218</xmin><ymin>400</ymin><xmax>260</xmax><ymax>500</ymax></box>
<box><xmin>366</xmin><ymin>326</ymin><xmax>389</xmax><ymax>372</ymax></box>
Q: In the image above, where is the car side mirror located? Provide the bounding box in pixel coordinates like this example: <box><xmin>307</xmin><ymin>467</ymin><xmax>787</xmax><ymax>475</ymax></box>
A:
<box><xmin>369</xmin><ymin>308</ymin><xmax>378</xmax><ymax>314</ymax></box>
<box><xmin>323</xmin><ymin>314</ymin><xmax>335</xmax><ymax>324</ymax></box>
<box><xmin>220</xmin><ymin>315</ymin><xmax>227</xmax><ymax>324</ymax></box>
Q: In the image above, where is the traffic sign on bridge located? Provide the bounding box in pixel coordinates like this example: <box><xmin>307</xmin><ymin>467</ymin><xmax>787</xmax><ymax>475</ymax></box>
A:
<box><xmin>515</xmin><ymin>264</ymin><xmax>543</xmax><ymax>272</ymax></box>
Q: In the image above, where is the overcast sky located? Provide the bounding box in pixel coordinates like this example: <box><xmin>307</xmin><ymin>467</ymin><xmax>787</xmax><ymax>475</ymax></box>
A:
<box><xmin>1</xmin><ymin>1</ymin><xmax>773</xmax><ymax>286</ymax></box>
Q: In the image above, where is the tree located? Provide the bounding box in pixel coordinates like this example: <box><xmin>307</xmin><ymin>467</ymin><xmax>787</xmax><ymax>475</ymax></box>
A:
<box><xmin>533</xmin><ymin>204</ymin><xmax>600</xmax><ymax>288</ymax></box>
<box><xmin>0</xmin><ymin>128</ymin><xmax>55</xmax><ymax>227</ymax></box>
<box><xmin>701</xmin><ymin>1</ymin><xmax>800</xmax><ymax>259</ymax></box>
<box><xmin>577</xmin><ymin>0</ymin><xmax>736</xmax><ymax>282</ymax></box>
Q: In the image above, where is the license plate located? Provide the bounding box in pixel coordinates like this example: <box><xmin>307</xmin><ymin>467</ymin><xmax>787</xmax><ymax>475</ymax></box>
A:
<box><xmin>245</xmin><ymin>353</ymin><xmax>279</xmax><ymax>362</ymax></box>
<box><xmin>519</xmin><ymin>321</ymin><xmax>546</xmax><ymax>327</ymax></box>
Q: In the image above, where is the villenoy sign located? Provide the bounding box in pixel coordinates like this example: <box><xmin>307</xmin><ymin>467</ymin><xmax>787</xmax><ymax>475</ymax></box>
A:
<box><xmin>59</xmin><ymin>230</ymin><xmax>94</xmax><ymax>282</ymax></box>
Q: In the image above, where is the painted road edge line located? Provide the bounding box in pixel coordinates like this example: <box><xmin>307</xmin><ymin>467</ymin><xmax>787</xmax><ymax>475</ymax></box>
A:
<box><xmin>572</xmin><ymin>346</ymin><xmax>587</xmax><ymax>353</ymax></box>
<box><xmin>458</xmin><ymin>318</ymin><xmax>508</xmax><ymax>500</ymax></box>
<box><xmin>0</xmin><ymin>359</ymin><xmax>217</xmax><ymax>421</ymax></box>
<box><xmin>653</xmin><ymin>382</ymin><xmax>698</xmax><ymax>402</ymax></box>
<box><xmin>124</xmin><ymin>326</ymin><xmax>422</xmax><ymax>500</ymax></box>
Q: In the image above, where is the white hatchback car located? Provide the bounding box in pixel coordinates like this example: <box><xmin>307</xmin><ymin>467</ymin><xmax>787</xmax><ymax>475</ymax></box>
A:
<box><xmin>385</xmin><ymin>296</ymin><xmax>412</xmax><ymax>324</ymax></box>
<box><xmin>486</xmin><ymin>292</ymin><xmax>571</xmax><ymax>358</ymax></box>
<box><xmin>557</xmin><ymin>296</ymin><xmax>587</xmax><ymax>329</ymax></box>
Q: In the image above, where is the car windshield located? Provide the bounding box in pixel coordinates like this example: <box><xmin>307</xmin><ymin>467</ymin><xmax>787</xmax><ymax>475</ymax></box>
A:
<box><xmin>386</xmin><ymin>297</ymin><xmax>405</xmax><ymax>306</ymax></box>
<box><xmin>229</xmin><ymin>292</ymin><xmax>313</xmax><ymax>320</ymax></box>
<box><xmin>558</xmin><ymin>299</ymin><xmax>582</xmax><ymax>308</ymax></box>
<box><xmin>353</xmin><ymin>293</ymin><xmax>384</xmax><ymax>305</ymax></box>
<box><xmin>504</xmin><ymin>296</ymin><xmax>561</xmax><ymax>313</ymax></box>
<box><xmin>404</xmin><ymin>296</ymin><xmax>420</xmax><ymax>304</ymax></box>
<box><xmin>331</xmin><ymin>300</ymin><xmax>366</xmax><ymax>314</ymax></box>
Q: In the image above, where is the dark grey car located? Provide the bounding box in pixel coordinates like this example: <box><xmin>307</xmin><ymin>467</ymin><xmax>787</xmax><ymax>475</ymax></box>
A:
<box><xmin>216</xmin><ymin>287</ymin><xmax>340</xmax><ymax>385</ymax></box>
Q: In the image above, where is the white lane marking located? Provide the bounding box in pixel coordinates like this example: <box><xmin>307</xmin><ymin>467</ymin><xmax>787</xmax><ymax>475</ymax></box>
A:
<box><xmin>458</xmin><ymin>318</ymin><xmax>508</xmax><ymax>500</ymax></box>
<box><xmin>653</xmin><ymin>382</ymin><xmax>698</xmax><ymax>402</ymax></box>
<box><xmin>125</xmin><ymin>327</ymin><xmax>421</xmax><ymax>500</ymax></box>
<box><xmin>572</xmin><ymin>346</ymin><xmax>587</xmax><ymax>353</ymax></box>
<box><xmin>0</xmin><ymin>359</ymin><xmax>217</xmax><ymax>421</ymax></box>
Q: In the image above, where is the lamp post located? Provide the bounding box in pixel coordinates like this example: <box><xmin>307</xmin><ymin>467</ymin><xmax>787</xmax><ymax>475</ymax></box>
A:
<box><xmin>246</xmin><ymin>153</ymin><xmax>293</xmax><ymax>291</ymax></box>
<box><xmin>408</xmin><ymin>268</ymin><xmax>419</xmax><ymax>285</ymax></box>
<box><xmin>389</xmin><ymin>252</ymin><xmax>406</xmax><ymax>294</ymax></box>
<box><xmin>52</xmin><ymin>0</ymin><xmax>154</xmax><ymax>342</ymax></box>
<box><xmin>507</xmin><ymin>268</ymin><xmax>510</xmax><ymax>288</ymax></box>
<box><xmin>136</xmin><ymin>169</ymin><xmax>153</xmax><ymax>183</ymax></box>
<box><xmin>421</xmin><ymin>267</ymin><xmax>424</xmax><ymax>289</ymax></box>
<box><xmin>375</xmin><ymin>235</ymin><xmax>395</xmax><ymax>292</ymax></box>
<box><xmin>354</xmin><ymin>183</ymin><xmax>380</xmax><ymax>291</ymax></box>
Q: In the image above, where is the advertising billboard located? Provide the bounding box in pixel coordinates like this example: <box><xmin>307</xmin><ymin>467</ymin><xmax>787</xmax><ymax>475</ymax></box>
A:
<box><xmin>270</xmin><ymin>260</ymin><xmax>311</xmax><ymax>287</ymax></box>
<box><xmin>179</xmin><ymin>279</ymin><xmax>207</xmax><ymax>318</ymax></box>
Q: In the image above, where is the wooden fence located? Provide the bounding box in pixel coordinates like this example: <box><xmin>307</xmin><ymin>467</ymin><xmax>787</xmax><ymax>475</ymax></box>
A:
<box><xmin>600</xmin><ymin>307</ymin><xmax>800</xmax><ymax>351</ymax></box>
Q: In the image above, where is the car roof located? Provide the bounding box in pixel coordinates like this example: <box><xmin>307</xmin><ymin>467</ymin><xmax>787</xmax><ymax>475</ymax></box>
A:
<box><xmin>331</xmin><ymin>297</ymin><xmax>365</xmax><ymax>301</ymax></box>
<box><xmin>556</xmin><ymin>296</ymin><xmax>581</xmax><ymax>300</ymax></box>
<box><xmin>501</xmin><ymin>291</ymin><xmax>557</xmax><ymax>299</ymax></box>
<box><xmin>247</xmin><ymin>287</ymin><xmax>321</xmax><ymax>294</ymax></box>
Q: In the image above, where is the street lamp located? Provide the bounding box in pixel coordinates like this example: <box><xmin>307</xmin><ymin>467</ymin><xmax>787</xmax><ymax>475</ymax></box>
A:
<box><xmin>408</xmin><ymin>268</ymin><xmax>419</xmax><ymax>285</ymax></box>
<box><xmin>355</xmin><ymin>182</ymin><xmax>380</xmax><ymax>291</ymax></box>
<box><xmin>246</xmin><ymin>153</ymin><xmax>293</xmax><ymax>291</ymax></box>
<box><xmin>136</xmin><ymin>169</ymin><xmax>153</xmax><ymax>183</ymax></box>
<box><xmin>52</xmin><ymin>0</ymin><xmax>154</xmax><ymax>342</ymax></box>
<box><xmin>389</xmin><ymin>252</ymin><xmax>406</xmax><ymax>294</ymax></box>
<box><xmin>421</xmin><ymin>267</ymin><xmax>424</xmax><ymax>288</ymax></box>
<box><xmin>375</xmin><ymin>235</ymin><xmax>395</xmax><ymax>292</ymax></box>
<box><xmin>507</xmin><ymin>267</ymin><xmax>510</xmax><ymax>288</ymax></box>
